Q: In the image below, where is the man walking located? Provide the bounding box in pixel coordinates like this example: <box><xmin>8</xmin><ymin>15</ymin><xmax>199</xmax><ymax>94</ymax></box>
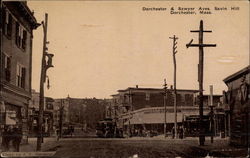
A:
<box><xmin>12</xmin><ymin>126</ymin><xmax>22</xmax><ymax>152</ymax></box>
<box><xmin>171</xmin><ymin>126</ymin><xmax>175</xmax><ymax>139</ymax></box>
<box><xmin>2</xmin><ymin>126</ymin><xmax>10</xmax><ymax>151</ymax></box>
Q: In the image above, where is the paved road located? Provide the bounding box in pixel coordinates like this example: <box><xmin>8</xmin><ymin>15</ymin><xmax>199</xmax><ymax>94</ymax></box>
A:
<box><xmin>36</xmin><ymin>137</ymin><xmax>248</xmax><ymax>158</ymax></box>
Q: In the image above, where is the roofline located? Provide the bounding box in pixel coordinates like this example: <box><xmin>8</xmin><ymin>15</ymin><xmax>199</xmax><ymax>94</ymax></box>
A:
<box><xmin>117</xmin><ymin>87</ymin><xmax>199</xmax><ymax>93</ymax></box>
<box><xmin>223</xmin><ymin>65</ymin><xmax>250</xmax><ymax>83</ymax></box>
<box><xmin>121</xmin><ymin>106</ymin><xmax>213</xmax><ymax>116</ymax></box>
<box><xmin>3</xmin><ymin>2</ymin><xmax>40</xmax><ymax>29</ymax></box>
<box><xmin>20</xmin><ymin>2</ymin><xmax>40</xmax><ymax>29</ymax></box>
<box><xmin>111</xmin><ymin>94</ymin><xmax>119</xmax><ymax>97</ymax></box>
<box><xmin>203</xmin><ymin>94</ymin><xmax>222</xmax><ymax>97</ymax></box>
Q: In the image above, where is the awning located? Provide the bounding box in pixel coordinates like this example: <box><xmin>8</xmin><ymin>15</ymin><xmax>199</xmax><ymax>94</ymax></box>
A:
<box><xmin>124</xmin><ymin>112</ymin><xmax>184</xmax><ymax>125</ymax></box>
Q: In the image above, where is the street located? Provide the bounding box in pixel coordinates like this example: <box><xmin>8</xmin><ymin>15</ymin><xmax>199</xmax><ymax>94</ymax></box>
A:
<box><xmin>23</xmin><ymin>136</ymin><xmax>247</xmax><ymax>158</ymax></box>
<box><xmin>1</xmin><ymin>2</ymin><xmax>249</xmax><ymax>158</ymax></box>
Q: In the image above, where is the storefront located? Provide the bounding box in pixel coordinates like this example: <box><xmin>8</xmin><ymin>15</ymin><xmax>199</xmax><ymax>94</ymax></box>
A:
<box><xmin>223</xmin><ymin>66</ymin><xmax>249</xmax><ymax>146</ymax></box>
<box><xmin>120</xmin><ymin>106</ymin><xmax>214</xmax><ymax>136</ymax></box>
<box><xmin>28</xmin><ymin>109</ymin><xmax>54</xmax><ymax>137</ymax></box>
<box><xmin>0</xmin><ymin>94</ymin><xmax>30</xmax><ymax>144</ymax></box>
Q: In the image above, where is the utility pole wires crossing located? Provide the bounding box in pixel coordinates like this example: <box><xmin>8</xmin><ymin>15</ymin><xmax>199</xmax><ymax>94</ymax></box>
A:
<box><xmin>186</xmin><ymin>20</ymin><xmax>216</xmax><ymax>146</ymax></box>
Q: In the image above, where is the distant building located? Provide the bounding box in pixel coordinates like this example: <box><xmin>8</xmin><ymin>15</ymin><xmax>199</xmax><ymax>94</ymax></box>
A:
<box><xmin>109</xmin><ymin>86</ymin><xmax>224</xmax><ymax>136</ymax></box>
<box><xmin>223</xmin><ymin>65</ymin><xmax>249</xmax><ymax>146</ymax></box>
<box><xmin>53</xmin><ymin>98</ymin><xmax>70</xmax><ymax>128</ymax></box>
<box><xmin>0</xmin><ymin>2</ymin><xmax>39</xmax><ymax>143</ymax></box>
<box><xmin>28</xmin><ymin>90</ymin><xmax>54</xmax><ymax>137</ymax></box>
<box><xmin>53</xmin><ymin>97</ymin><xmax>107</xmax><ymax>130</ymax></box>
<box><xmin>53</xmin><ymin>97</ymin><xmax>82</xmax><ymax>128</ymax></box>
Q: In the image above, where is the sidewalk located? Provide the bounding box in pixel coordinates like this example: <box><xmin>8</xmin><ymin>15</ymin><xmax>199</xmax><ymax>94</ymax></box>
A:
<box><xmin>20</xmin><ymin>137</ymin><xmax>59</xmax><ymax>152</ymax></box>
<box><xmin>0</xmin><ymin>137</ymin><xmax>59</xmax><ymax>152</ymax></box>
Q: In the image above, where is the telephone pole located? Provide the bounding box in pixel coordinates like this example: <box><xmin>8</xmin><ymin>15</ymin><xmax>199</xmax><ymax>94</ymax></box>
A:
<box><xmin>209</xmin><ymin>85</ymin><xmax>215</xmax><ymax>143</ymax></box>
<box><xmin>37</xmin><ymin>13</ymin><xmax>54</xmax><ymax>151</ymax></box>
<box><xmin>129</xmin><ymin>89</ymin><xmax>133</xmax><ymax>137</ymax></box>
<box><xmin>163</xmin><ymin>79</ymin><xmax>167</xmax><ymax>138</ymax></box>
<box><xmin>186</xmin><ymin>20</ymin><xmax>216</xmax><ymax>146</ymax></box>
<box><xmin>59</xmin><ymin>99</ymin><xmax>64</xmax><ymax>139</ymax></box>
<box><xmin>169</xmin><ymin>35</ymin><xmax>178</xmax><ymax>139</ymax></box>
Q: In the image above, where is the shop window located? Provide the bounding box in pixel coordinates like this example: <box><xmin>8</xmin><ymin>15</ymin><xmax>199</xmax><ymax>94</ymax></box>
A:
<box><xmin>185</xmin><ymin>94</ymin><xmax>193</xmax><ymax>106</ymax></box>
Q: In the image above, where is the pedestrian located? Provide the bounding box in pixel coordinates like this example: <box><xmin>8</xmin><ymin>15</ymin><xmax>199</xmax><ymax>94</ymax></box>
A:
<box><xmin>12</xmin><ymin>126</ymin><xmax>22</xmax><ymax>152</ymax></box>
<box><xmin>183</xmin><ymin>127</ymin><xmax>186</xmax><ymax>138</ymax></box>
<box><xmin>71</xmin><ymin>126</ymin><xmax>75</xmax><ymax>135</ymax></box>
<box><xmin>179</xmin><ymin>126</ymin><xmax>184</xmax><ymax>139</ymax></box>
<box><xmin>177</xmin><ymin>126</ymin><xmax>180</xmax><ymax>139</ymax></box>
<box><xmin>104</xmin><ymin>125</ymin><xmax>110</xmax><ymax>138</ymax></box>
<box><xmin>56</xmin><ymin>128</ymin><xmax>60</xmax><ymax>140</ymax></box>
<box><xmin>171</xmin><ymin>126</ymin><xmax>175</xmax><ymax>139</ymax></box>
<box><xmin>2</xmin><ymin>126</ymin><xmax>10</xmax><ymax>151</ymax></box>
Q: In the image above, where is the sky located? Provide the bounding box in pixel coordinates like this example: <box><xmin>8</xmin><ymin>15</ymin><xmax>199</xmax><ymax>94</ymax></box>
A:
<box><xmin>28</xmin><ymin>1</ymin><xmax>249</xmax><ymax>99</ymax></box>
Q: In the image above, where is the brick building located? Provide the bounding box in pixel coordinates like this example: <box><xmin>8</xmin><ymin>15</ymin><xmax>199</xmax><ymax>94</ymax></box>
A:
<box><xmin>109</xmin><ymin>86</ymin><xmax>223</xmax><ymax>136</ymax></box>
<box><xmin>0</xmin><ymin>2</ymin><xmax>39</xmax><ymax>143</ymax></box>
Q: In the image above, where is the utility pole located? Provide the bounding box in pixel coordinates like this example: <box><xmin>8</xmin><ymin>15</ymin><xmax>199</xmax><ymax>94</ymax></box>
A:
<box><xmin>37</xmin><ymin>13</ymin><xmax>54</xmax><ymax>151</ymax></box>
<box><xmin>59</xmin><ymin>99</ymin><xmax>64</xmax><ymax>139</ymax></box>
<box><xmin>0</xmin><ymin>0</ymin><xmax>4</xmax><ymax>128</ymax></box>
<box><xmin>169</xmin><ymin>35</ymin><xmax>178</xmax><ymax>139</ymax></box>
<box><xmin>129</xmin><ymin>89</ymin><xmax>133</xmax><ymax>137</ymax></box>
<box><xmin>0</xmin><ymin>0</ymin><xmax>3</xmax><ymax>105</ymax></box>
<box><xmin>163</xmin><ymin>79</ymin><xmax>167</xmax><ymax>138</ymax></box>
<box><xmin>209</xmin><ymin>85</ymin><xmax>215</xmax><ymax>143</ymax></box>
<box><xmin>186</xmin><ymin>20</ymin><xmax>216</xmax><ymax>146</ymax></box>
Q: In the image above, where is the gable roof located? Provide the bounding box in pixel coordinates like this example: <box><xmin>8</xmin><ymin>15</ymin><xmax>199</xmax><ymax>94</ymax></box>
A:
<box><xmin>223</xmin><ymin>65</ymin><xmax>250</xmax><ymax>84</ymax></box>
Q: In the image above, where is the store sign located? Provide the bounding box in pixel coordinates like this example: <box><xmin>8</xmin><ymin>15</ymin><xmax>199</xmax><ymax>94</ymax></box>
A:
<box><xmin>33</xmin><ymin>119</ymin><xmax>37</xmax><ymax>125</ymax></box>
<box><xmin>0</xmin><ymin>101</ymin><xmax>5</xmax><ymax>112</ymax></box>
<box><xmin>21</xmin><ymin>107</ymin><xmax>26</xmax><ymax>117</ymax></box>
<box><xmin>6</xmin><ymin>110</ymin><xmax>16</xmax><ymax>125</ymax></box>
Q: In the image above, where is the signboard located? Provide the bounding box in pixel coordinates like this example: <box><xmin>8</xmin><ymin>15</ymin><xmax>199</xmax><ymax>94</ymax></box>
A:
<box><xmin>6</xmin><ymin>110</ymin><xmax>16</xmax><ymax>125</ymax></box>
<box><xmin>21</xmin><ymin>107</ymin><xmax>26</xmax><ymax>117</ymax></box>
<box><xmin>0</xmin><ymin>101</ymin><xmax>6</xmax><ymax>112</ymax></box>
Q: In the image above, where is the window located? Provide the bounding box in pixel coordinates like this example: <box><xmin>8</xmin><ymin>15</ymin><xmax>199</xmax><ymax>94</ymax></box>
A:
<box><xmin>3</xmin><ymin>9</ymin><xmax>12</xmax><ymax>37</ymax></box>
<box><xmin>3</xmin><ymin>53</ymin><xmax>11</xmax><ymax>82</ymax></box>
<box><xmin>22</xmin><ymin>31</ymin><xmax>27</xmax><ymax>50</ymax></box>
<box><xmin>16</xmin><ymin>23</ymin><xmax>21</xmax><ymax>47</ymax></box>
<box><xmin>145</xmin><ymin>93</ymin><xmax>150</xmax><ymax>101</ymax></box>
<box><xmin>16</xmin><ymin>64</ymin><xmax>26</xmax><ymax>88</ymax></box>
<box><xmin>185</xmin><ymin>94</ymin><xmax>193</xmax><ymax>106</ymax></box>
<box><xmin>15</xmin><ymin>22</ymin><xmax>27</xmax><ymax>50</ymax></box>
